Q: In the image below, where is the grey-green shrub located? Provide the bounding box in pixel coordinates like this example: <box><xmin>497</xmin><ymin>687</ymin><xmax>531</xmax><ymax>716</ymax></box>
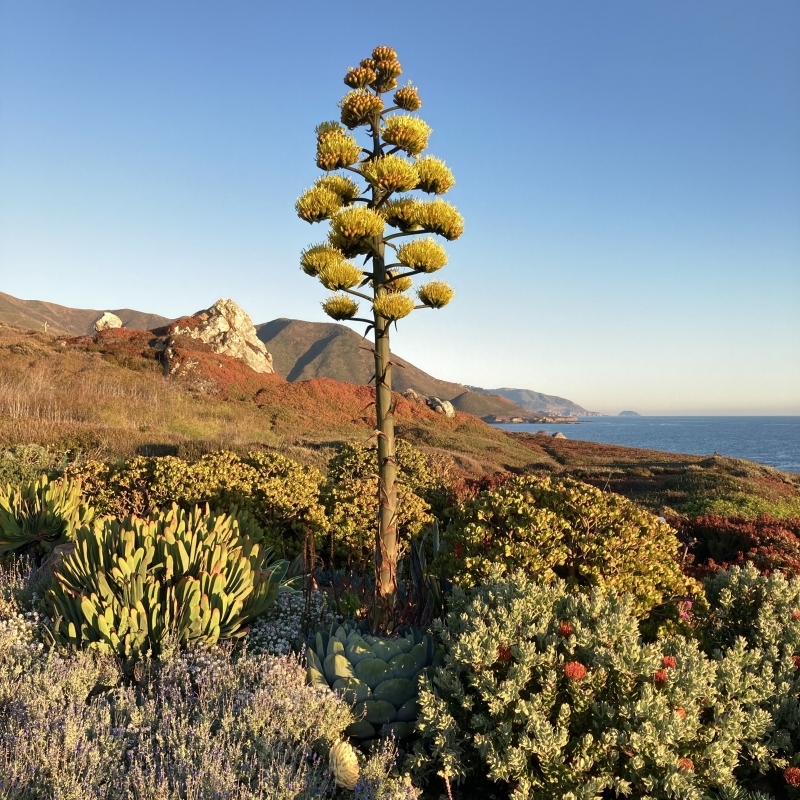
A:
<box><xmin>411</xmin><ymin>569</ymin><xmax>789</xmax><ymax>800</ymax></box>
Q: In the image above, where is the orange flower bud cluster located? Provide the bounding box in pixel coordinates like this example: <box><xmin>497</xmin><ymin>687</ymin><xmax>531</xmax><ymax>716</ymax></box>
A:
<box><xmin>677</xmin><ymin>758</ymin><xmax>694</xmax><ymax>772</ymax></box>
<box><xmin>675</xmin><ymin>706</ymin><xmax>687</xmax><ymax>718</ymax></box>
<box><xmin>662</xmin><ymin>656</ymin><xmax>677</xmax><ymax>669</ymax></box>
<box><xmin>344</xmin><ymin>66</ymin><xmax>377</xmax><ymax>89</ymax></box>
<box><xmin>793</xmin><ymin>610</ymin><xmax>800</xmax><ymax>620</ymax></box>
<box><xmin>497</xmin><ymin>644</ymin><xmax>512</xmax><ymax>662</ymax></box>
<box><xmin>654</xmin><ymin>669</ymin><xmax>668</xmax><ymax>687</ymax></box>
<box><xmin>558</xmin><ymin>621</ymin><xmax>574</xmax><ymax>638</ymax></box>
<box><xmin>372</xmin><ymin>46</ymin><xmax>397</xmax><ymax>62</ymax></box>
<box><xmin>394</xmin><ymin>86</ymin><xmax>421</xmax><ymax>111</ymax></box>
<box><xmin>564</xmin><ymin>661</ymin><xmax>586</xmax><ymax>681</ymax></box>
<box><xmin>785</xmin><ymin>767</ymin><xmax>800</xmax><ymax>787</ymax></box>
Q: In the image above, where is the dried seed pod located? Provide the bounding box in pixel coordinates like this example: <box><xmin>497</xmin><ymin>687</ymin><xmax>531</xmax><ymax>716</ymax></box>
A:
<box><xmin>322</xmin><ymin>294</ymin><xmax>359</xmax><ymax>321</ymax></box>
<box><xmin>415</xmin><ymin>156</ymin><xmax>455</xmax><ymax>194</ymax></box>
<box><xmin>381</xmin><ymin>114</ymin><xmax>432</xmax><ymax>156</ymax></box>
<box><xmin>397</xmin><ymin>237</ymin><xmax>447</xmax><ymax>273</ymax></box>
<box><xmin>359</xmin><ymin>155</ymin><xmax>419</xmax><ymax>194</ymax></box>
<box><xmin>295</xmin><ymin>187</ymin><xmax>342</xmax><ymax>223</ymax></box>
<box><xmin>417</xmin><ymin>281</ymin><xmax>454</xmax><ymax>309</ymax></box>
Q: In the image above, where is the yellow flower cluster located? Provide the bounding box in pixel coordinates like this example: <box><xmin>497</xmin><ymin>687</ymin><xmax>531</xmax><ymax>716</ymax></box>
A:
<box><xmin>415</xmin><ymin>156</ymin><xmax>455</xmax><ymax>195</ymax></box>
<box><xmin>416</xmin><ymin>199</ymin><xmax>464</xmax><ymax>240</ymax></box>
<box><xmin>394</xmin><ymin>84</ymin><xmax>421</xmax><ymax>111</ymax></box>
<box><xmin>315</xmin><ymin>123</ymin><xmax>361</xmax><ymax>171</ymax></box>
<box><xmin>359</xmin><ymin>155</ymin><xmax>419</xmax><ymax>194</ymax></box>
<box><xmin>321</xmin><ymin>294</ymin><xmax>359</xmax><ymax>321</ymax></box>
<box><xmin>300</xmin><ymin>243</ymin><xmax>345</xmax><ymax>277</ymax></box>
<box><xmin>314</xmin><ymin>174</ymin><xmax>361</xmax><ymax>204</ymax></box>
<box><xmin>381</xmin><ymin>114</ymin><xmax>432</xmax><ymax>156</ymax></box>
<box><xmin>380</xmin><ymin>195</ymin><xmax>421</xmax><ymax>231</ymax></box>
<box><xmin>340</xmin><ymin>90</ymin><xmax>384</xmax><ymax>129</ymax></box>
<box><xmin>417</xmin><ymin>281</ymin><xmax>454</xmax><ymax>309</ymax></box>
<box><xmin>343</xmin><ymin>65</ymin><xmax>376</xmax><ymax>89</ymax></box>
<box><xmin>372</xmin><ymin>293</ymin><xmax>415</xmax><ymax>321</ymax></box>
<box><xmin>329</xmin><ymin>206</ymin><xmax>385</xmax><ymax>244</ymax></box>
<box><xmin>295</xmin><ymin>186</ymin><xmax>341</xmax><ymax>223</ymax></box>
<box><xmin>317</xmin><ymin>260</ymin><xmax>364</xmax><ymax>291</ymax></box>
<box><xmin>397</xmin><ymin>237</ymin><xmax>448</xmax><ymax>272</ymax></box>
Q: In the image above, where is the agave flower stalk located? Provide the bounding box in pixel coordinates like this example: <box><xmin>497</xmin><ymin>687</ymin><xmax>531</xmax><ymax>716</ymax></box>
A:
<box><xmin>295</xmin><ymin>46</ymin><xmax>463</xmax><ymax>627</ymax></box>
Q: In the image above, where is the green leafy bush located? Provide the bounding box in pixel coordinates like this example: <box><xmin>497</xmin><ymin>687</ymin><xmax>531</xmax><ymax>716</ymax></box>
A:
<box><xmin>0</xmin><ymin>474</ymin><xmax>95</xmax><ymax>553</ymax></box>
<box><xmin>411</xmin><ymin>570</ymin><xmax>788</xmax><ymax>800</ymax></box>
<box><xmin>0</xmin><ymin>444</ymin><xmax>64</xmax><ymax>490</ymax></box>
<box><xmin>439</xmin><ymin>475</ymin><xmax>695</xmax><ymax>616</ymax></box>
<box><xmin>48</xmin><ymin>504</ymin><xmax>291</xmax><ymax>660</ymax></box>
<box><xmin>68</xmin><ymin>450</ymin><xmax>328</xmax><ymax>558</ymax></box>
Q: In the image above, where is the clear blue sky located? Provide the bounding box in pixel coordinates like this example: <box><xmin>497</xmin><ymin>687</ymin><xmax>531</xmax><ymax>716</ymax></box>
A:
<box><xmin>1</xmin><ymin>0</ymin><xmax>798</xmax><ymax>414</ymax></box>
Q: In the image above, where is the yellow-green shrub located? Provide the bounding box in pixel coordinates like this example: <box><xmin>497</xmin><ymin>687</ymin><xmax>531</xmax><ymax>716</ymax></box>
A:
<box><xmin>438</xmin><ymin>475</ymin><xmax>695</xmax><ymax>616</ymax></box>
<box><xmin>324</xmin><ymin>440</ymin><xmax>435</xmax><ymax>570</ymax></box>
<box><xmin>68</xmin><ymin>451</ymin><xmax>328</xmax><ymax>558</ymax></box>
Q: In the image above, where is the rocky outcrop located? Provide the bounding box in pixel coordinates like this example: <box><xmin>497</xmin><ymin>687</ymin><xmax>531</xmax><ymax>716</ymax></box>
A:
<box><xmin>94</xmin><ymin>312</ymin><xmax>122</xmax><ymax>331</ymax></box>
<box><xmin>402</xmin><ymin>388</ymin><xmax>456</xmax><ymax>418</ymax></box>
<box><xmin>166</xmin><ymin>299</ymin><xmax>274</xmax><ymax>374</ymax></box>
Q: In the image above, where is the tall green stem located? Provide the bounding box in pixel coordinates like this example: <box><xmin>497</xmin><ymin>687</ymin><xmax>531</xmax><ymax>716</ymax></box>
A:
<box><xmin>370</xmin><ymin>108</ymin><xmax>398</xmax><ymax>626</ymax></box>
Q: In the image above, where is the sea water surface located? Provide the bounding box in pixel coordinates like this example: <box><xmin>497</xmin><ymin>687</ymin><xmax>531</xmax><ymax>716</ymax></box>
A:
<box><xmin>491</xmin><ymin>417</ymin><xmax>800</xmax><ymax>473</ymax></box>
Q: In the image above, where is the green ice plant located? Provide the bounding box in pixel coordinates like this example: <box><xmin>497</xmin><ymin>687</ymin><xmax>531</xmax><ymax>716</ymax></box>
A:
<box><xmin>0</xmin><ymin>474</ymin><xmax>95</xmax><ymax>553</ymax></box>
<box><xmin>48</xmin><ymin>504</ymin><xmax>292</xmax><ymax>661</ymax></box>
<box><xmin>295</xmin><ymin>46</ymin><xmax>462</xmax><ymax>623</ymax></box>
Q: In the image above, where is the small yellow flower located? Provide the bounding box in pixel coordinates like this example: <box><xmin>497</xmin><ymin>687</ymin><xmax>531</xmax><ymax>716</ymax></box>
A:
<box><xmin>373</xmin><ymin>293</ymin><xmax>415</xmax><ymax>321</ymax></box>
<box><xmin>417</xmin><ymin>281</ymin><xmax>454</xmax><ymax>309</ymax></box>
<box><xmin>322</xmin><ymin>294</ymin><xmax>359</xmax><ymax>321</ymax></box>
<box><xmin>317</xmin><ymin>261</ymin><xmax>364</xmax><ymax>291</ymax></box>
<box><xmin>295</xmin><ymin>187</ymin><xmax>341</xmax><ymax>223</ymax></box>
<box><xmin>415</xmin><ymin>199</ymin><xmax>464</xmax><ymax>240</ymax></box>
<box><xmin>415</xmin><ymin>156</ymin><xmax>455</xmax><ymax>195</ymax></box>
<box><xmin>330</xmin><ymin>206</ymin><xmax>385</xmax><ymax>244</ymax></box>
<box><xmin>397</xmin><ymin>238</ymin><xmax>448</xmax><ymax>273</ymax></box>
<box><xmin>359</xmin><ymin>155</ymin><xmax>419</xmax><ymax>194</ymax></box>
<box><xmin>300</xmin><ymin>243</ymin><xmax>345</xmax><ymax>277</ymax></box>
<box><xmin>314</xmin><ymin>174</ymin><xmax>361</xmax><ymax>204</ymax></box>
<box><xmin>340</xmin><ymin>90</ymin><xmax>384</xmax><ymax>129</ymax></box>
<box><xmin>380</xmin><ymin>196</ymin><xmax>421</xmax><ymax>231</ymax></box>
<box><xmin>381</xmin><ymin>115</ymin><xmax>432</xmax><ymax>157</ymax></box>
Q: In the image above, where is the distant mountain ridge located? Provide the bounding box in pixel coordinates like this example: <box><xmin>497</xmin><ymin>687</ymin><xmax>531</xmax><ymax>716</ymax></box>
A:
<box><xmin>467</xmin><ymin>386</ymin><xmax>602</xmax><ymax>417</ymax></box>
<box><xmin>0</xmin><ymin>293</ymin><xmax>596</xmax><ymax>412</ymax></box>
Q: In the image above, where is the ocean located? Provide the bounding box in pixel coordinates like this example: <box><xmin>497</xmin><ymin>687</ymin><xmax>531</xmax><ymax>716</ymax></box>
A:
<box><xmin>490</xmin><ymin>416</ymin><xmax>800</xmax><ymax>474</ymax></box>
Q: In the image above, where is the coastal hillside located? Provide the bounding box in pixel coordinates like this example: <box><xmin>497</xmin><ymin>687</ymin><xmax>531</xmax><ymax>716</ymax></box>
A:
<box><xmin>0</xmin><ymin>291</ymin><xmax>172</xmax><ymax>336</ymax></box>
<box><xmin>256</xmin><ymin>318</ymin><xmax>466</xmax><ymax>399</ymax></box>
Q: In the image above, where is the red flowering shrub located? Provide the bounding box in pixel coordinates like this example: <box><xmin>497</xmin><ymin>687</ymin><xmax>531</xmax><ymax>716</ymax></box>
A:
<box><xmin>676</xmin><ymin>514</ymin><xmax>800</xmax><ymax>578</ymax></box>
<box><xmin>662</xmin><ymin>656</ymin><xmax>677</xmax><ymax>669</ymax></box>
<box><xmin>497</xmin><ymin>645</ymin><xmax>512</xmax><ymax>662</ymax></box>
<box><xmin>678</xmin><ymin>758</ymin><xmax>694</xmax><ymax>772</ymax></box>
<box><xmin>654</xmin><ymin>669</ymin><xmax>668</xmax><ymax>687</ymax></box>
